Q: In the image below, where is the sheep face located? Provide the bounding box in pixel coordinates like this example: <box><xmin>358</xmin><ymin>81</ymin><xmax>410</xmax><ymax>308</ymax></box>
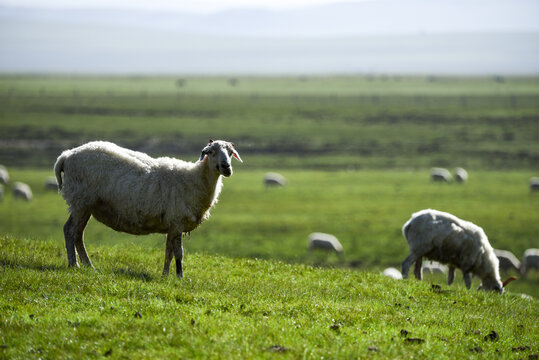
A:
<box><xmin>478</xmin><ymin>276</ymin><xmax>504</xmax><ymax>294</ymax></box>
<box><xmin>200</xmin><ymin>140</ymin><xmax>242</xmax><ymax>177</ymax></box>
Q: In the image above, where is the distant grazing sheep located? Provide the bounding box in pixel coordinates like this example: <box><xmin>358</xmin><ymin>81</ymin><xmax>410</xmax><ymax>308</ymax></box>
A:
<box><xmin>402</xmin><ymin>209</ymin><xmax>509</xmax><ymax>293</ymax></box>
<box><xmin>521</xmin><ymin>248</ymin><xmax>539</xmax><ymax>277</ymax></box>
<box><xmin>308</xmin><ymin>232</ymin><xmax>343</xmax><ymax>256</ymax></box>
<box><xmin>0</xmin><ymin>165</ymin><xmax>9</xmax><ymax>185</ymax></box>
<box><xmin>44</xmin><ymin>176</ymin><xmax>59</xmax><ymax>191</ymax></box>
<box><xmin>13</xmin><ymin>182</ymin><xmax>33</xmax><ymax>201</ymax></box>
<box><xmin>530</xmin><ymin>177</ymin><xmax>539</xmax><ymax>192</ymax></box>
<box><xmin>264</xmin><ymin>172</ymin><xmax>287</xmax><ymax>187</ymax></box>
<box><xmin>382</xmin><ymin>267</ymin><xmax>402</xmax><ymax>280</ymax></box>
<box><xmin>430</xmin><ymin>168</ymin><xmax>452</xmax><ymax>182</ymax></box>
<box><xmin>494</xmin><ymin>249</ymin><xmax>521</xmax><ymax>274</ymax></box>
<box><xmin>54</xmin><ymin>140</ymin><xmax>243</xmax><ymax>278</ymax></box>
<box><xmin>454</xmin><ymin>167</ymin><xmax>468</xmax><ymax>183</ymax></box>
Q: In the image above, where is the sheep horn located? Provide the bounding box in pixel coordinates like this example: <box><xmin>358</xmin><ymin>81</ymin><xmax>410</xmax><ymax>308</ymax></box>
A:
<box><xmin>502</xmin><ymin>276</ymin><xmax>517</xmax><ymax>287</ymax></box>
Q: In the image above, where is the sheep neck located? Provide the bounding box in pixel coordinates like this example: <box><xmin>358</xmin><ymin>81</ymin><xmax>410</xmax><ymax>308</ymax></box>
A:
<box><xmin>186</xmin><ymin>158</ymin><xmax>223</xmax><ymax>226</ymax></box>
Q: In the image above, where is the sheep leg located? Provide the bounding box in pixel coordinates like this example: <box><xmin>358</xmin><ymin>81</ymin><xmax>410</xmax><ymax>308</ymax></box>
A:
<box><xmin>463</xmin><ymin>272</ymin><xmax>471</xmax><ymax>289</ymax></box>
<box><xmin>64</xmin><ymin>212</ymin><xmax>90</xmax><ymax>267</ymax></box>
<box><xmin>448</xmin><ymin>266</ymin><xmax>455</xmax><ymax>285</ymax></box>
<box><xmin>413</xmin><ymin>257</ymin><xmax>423</xmax><ymax>280</ymax></box>
<box><xmin>162</xmin><ymin>234</ymin><xmax>174</xmax><ymax>276</ymax></box>
<box><xmin>73</xmin><ymin>213</ymin><xmax>92</xmax><ymax>268</ymax></box>
<box><xmin>401</xmin><ymin>254</ymin><xmax>417</xmax><ymax>279</ymax></box>
<box><xmin>173</xmin><ymin>234</ymin><xmax>184</xmax><ymax>278</ymax></box>
<box><xmin>64</xmin><ymin>215</ymin><xmax>78</xmax><ymax>267</ymax></box>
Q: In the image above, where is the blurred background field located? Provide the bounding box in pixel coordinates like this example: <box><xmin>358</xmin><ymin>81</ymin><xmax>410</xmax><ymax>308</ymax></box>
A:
<box><xmin>0</xmin><ymin>75</ymin><xmax>538</xmax><ymax>296</ymax></box>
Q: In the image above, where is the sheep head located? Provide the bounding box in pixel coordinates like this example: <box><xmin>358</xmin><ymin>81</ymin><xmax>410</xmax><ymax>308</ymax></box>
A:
<box><xmin>200</xmin><ymin>140</ymin><xmax>243</xmax><ymax>177</ymax></box>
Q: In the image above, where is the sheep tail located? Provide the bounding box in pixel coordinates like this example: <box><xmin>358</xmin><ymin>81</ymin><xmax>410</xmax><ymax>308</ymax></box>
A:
<box><xmin>402</xmin><ymin>219</ymin><xmax>412</xmax><ymax>240</ymax></box>
<box><xmin>54</xmin><ymin>153</ymin><xmax>66</xmax><ymax>191</ymax></box>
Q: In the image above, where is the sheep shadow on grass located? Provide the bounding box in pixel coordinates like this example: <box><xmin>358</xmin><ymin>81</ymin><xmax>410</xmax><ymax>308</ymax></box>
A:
<box><xmin>0</xmin><ymin>258</ymin><xmax>63</xmax><ymax>272</ymax></box>
<box><xmin>112</xmin><ymin>267</ymin><xmax>155</xmax><ymax>282</ymax></box>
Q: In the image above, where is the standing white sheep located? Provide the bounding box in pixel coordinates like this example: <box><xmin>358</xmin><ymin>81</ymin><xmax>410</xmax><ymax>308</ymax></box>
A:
<box><xmin>54</xmin><ymin>140</ymin><xmax>242</xmax><ymax>278</ymax></box>
<box><xmin>401</xmin><ymin>209</ymin><xmax>506</xmax><ymax>293</ymax></box>
<box><xmin>13</xmin><ymin>182</ymin><xmax>33</xmax><ymax>201</ymax></box>
<box><xmin>430</xmin><ymin>168</ymin><xmax>452</xmax><ymax>182</ymax></box>
<box><xmin>308</xmin><ymin>232</ymin><xmax>343</xmax><ymax>257</ymax></box>
<box><xmin>521</xmin><ymin>248</ymin><xmax>539</xmax><ymax>277</ymax></box>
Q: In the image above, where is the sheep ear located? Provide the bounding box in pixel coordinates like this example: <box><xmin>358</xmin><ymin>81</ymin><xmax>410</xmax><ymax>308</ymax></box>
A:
<box><xmin>232</xmin><ymin>149</ymin><xmax>243</xmax><ymax>163</ymax></box>
<box><xmin>199</xmin><ymin>145</ymin><xmax>211</xmax><ymax>161</ymax></box>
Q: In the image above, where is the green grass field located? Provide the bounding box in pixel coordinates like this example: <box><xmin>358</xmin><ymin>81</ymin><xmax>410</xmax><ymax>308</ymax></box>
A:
<box><xmin>1</xmin><ymin>236</ymin><xmax>537</xmax><ymax>359</ymax></box>
<box><xmin>0</xmin><ymin>75</ymin><xmax>538</xmax><ymax>358</ymax></box>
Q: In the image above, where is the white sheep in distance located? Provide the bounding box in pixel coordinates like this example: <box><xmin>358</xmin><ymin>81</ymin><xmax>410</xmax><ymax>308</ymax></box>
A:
<box><xmin>0</xmin><ymin>165</ymin><xmax>9</xmax><ymax>185</ymax></box>
<box><xmin>530</xmin><ymin>177</ymin><xmax>539</xmax><ymax>192</ymax></box>
<box><xmin>422</xmin><ymin>260</ymin><xmax>448</xmax><ymax>275</ymax></box>
<box><xmin>521</xmin><ymin>248</ymin><xmax>539</xmax><ymax>277</ymax></box>
<box><xmin>308</xmin><ymin>232</ymin><xmax>343</xmax><ymax>257</ymax></box>
<box><xmin>13</xmin><ymin>182</ymin><xmax>33</xmax><ymax>201</ymax></box>
<box><xmin>454</xmin><ymin>167</ymin><xmax>468</xmax><ymax>183</ymax></box>
<box><xmin>494</xmin><ymin>249</ymin><xmax>521</xmax><ymax>274</ymax></box>
<box><xmin>401</xmin><ymin>209</ymin><xmax>510</xmax><ymax>293</ymax></box>
<box><xmin>54</xmin><ymin>140</ymin><xmax>243</xmax><ymax>278</ymax></box>
<box><xmin>44</xmin><ymin>176</ymin><xmax>59</xmax><ymax>191</ymax></box>
<box><xmin>430</xmin><ymin>167</ymin><xmax>452</xmax><ymax>182</ymax></box>
<box><xmin>382</xmin><ymin>267</ymin><xmax>402</xmax><ymax>280</ymax></box>
<box><xmin>264</xmin><ymin>172</ymin><xmax>287</xmax><ymax>187</ymax></box>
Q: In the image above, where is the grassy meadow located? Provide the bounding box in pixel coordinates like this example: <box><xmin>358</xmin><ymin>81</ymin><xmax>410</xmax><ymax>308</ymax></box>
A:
<box><xmin>1</xmin><ymin>236</ymin><xmax>538</xmax><ymax>359</ymax></box>
<box><xmin>0</xmin><ymin>75</ymin><xmax>538</xmax><ymax>358</ymax></box>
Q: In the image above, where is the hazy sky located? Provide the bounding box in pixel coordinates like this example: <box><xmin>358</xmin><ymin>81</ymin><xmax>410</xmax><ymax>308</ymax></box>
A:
<box><xmin>0</xmin><ymin>0</ymin><xmax>368</xmax><ymax>12</ymax></box>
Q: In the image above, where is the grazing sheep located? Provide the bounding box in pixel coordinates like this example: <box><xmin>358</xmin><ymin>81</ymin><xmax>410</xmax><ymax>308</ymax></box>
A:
<box><xmin>494</xmin><ymin>249</ymin><xmax>521</xmax><ymax>274</ymax></box>
<box><xmin>401</xmin><ymin>209</ymin><xmax>505</xmax><ymax>293</ymax></box>
<box><xmin>264</xmin><ymin>172</ymin><xmax>287</xmax><ymax>187</ymax></box>
<box><xmin>382</xmin><ymin>267</ymin><xmax>402</xmax><ymax>280</ymax></box>
<box><xmin>530</xmin><ymin>177</ymin><xmax>539</xmax><ymax>192</ymax></box>
<box><xmin>0</xmin><ymin>165</ymin><xmax>9</xmax><ymax>185</ymax></box>
<box><xmin>521</xmin><ymin>248</ymin><xmax>539</xmax><ymax>277</ymax></box>
<box><xmin>13</xmin><ymin>182</ymin><xmax>33</xmax><ymax>201</ymax></box>
<box><xmin>308</xmin><ymin>232</ymin><xmax>343</xmax><ymax>256</ymax></box>
<box><xmin>454</xmin><ymin>167</ymin><xmax>468</xmax><ymax>183</ymax></box>
<box><xmin>430</xmin><ymin>168</ymin><xmax>452</xmax><ymax>182</ymax></box>
<box><xmin>44</xmin><ymin>176</ymin><xmax>59</xmax><ymax>191</ymax></box>
<box><xmin>54</xmin><ymin>140</ymin><xmax>242</xmax><ymax>278</ymax></box>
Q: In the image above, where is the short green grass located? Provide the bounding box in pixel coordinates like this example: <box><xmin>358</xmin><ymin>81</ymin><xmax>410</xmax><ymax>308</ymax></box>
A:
<box><xmin>0</xmin><ymin>235</ymin><xmax>537</xmax><ymax>359</ymax></box>
<box><xmin>1</xmin><ymin>168</ymin><xmax>538</xmax><ymax>298</ymax></box>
